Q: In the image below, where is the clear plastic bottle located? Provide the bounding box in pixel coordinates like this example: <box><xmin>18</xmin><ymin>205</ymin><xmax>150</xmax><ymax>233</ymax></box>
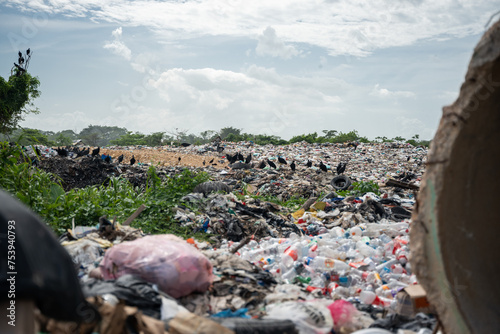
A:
<box><xmin>281</xmin><ymin>242</ymin><xmax>302</xmax><ymax>268</ymax></box>
<box><xmin>306</xmin><ymin>256</ymin><xmax>350</xmax><ymax>272</ymax></box>
<box><xmin>356</xmin><ymin>240</ymin><xmax>377</xmax><ymax>257</ymax></box>
<box><xmin>395</xmin><ymin>247</ymin><xmax>409</xmax><ymax>264</ymax></box>
<box><xmin>376</xmin><ymin>259</ymin><xmax>398</xmax><ymax>273</ymax></box>
<box><xmin>281</xmin><ymin>262</ymin><xmax>306</xmax><ymax>282</ymax></box>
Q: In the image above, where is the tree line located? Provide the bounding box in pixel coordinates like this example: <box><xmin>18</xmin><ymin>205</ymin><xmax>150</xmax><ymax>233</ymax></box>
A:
<box><xmin>0</xmin><ymin>125</ymin><xmax>431</xmax><ymax>147</ymax></box>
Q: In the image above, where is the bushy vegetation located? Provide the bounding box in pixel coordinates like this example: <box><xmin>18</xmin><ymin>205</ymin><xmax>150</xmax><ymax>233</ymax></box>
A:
<box><xmin>0</xmin><ymin>142</ymin><xmax>211</xmax><ymax>238</ymax></box>
<box><xmin>337</xmin><ymin>180</ymin><xmax>381</xmax><ymax>198</ymax></box>
<box><xmin>0</xmin><ymin>50</ymin><xmax>40</xmax><ymax>135</ymax></box>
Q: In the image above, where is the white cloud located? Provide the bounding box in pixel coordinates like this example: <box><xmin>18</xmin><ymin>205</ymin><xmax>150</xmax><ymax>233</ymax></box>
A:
<box><xmin>370</xmin><ymin>84</ymin><xmax>416</xmax><ymax>98</ymax></box>
<box><xmin>6</xmin><ymin>0</ymin><xmax>498</xmax><ymax>56</ymax></box>
<box><xmin>256</xmin><ymin>26</ymin><xmax>300</xmax><ymax>59</ymax></box>
<box><xmin>146</xmin><ymin>66</ymin><xmax>346</xmax><ymax>136</ymax></box>
<box><xmin>103</xmin><ymin>27</ymin><xmax>131</xmax><ymax>60</ymax></box>
<box><xmin>395</xmin><ymin>116</ymin><xmax>435</xmax><ymax>139</ymax></box>
<box><xmin>438</xmin><ymin>90</ymin><xmax>459</xmax><ymax>102</ymax></box>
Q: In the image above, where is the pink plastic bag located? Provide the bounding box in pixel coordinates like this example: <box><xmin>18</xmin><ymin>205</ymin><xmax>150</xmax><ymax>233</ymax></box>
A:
<box><xmin>100</xmin><ymin>234</ymin><xmax>213</xmax><ymax>298</ymax></box>
<box><xmin>328</xmin><ymin>299</ymin><xmax>357</xmax><ymax>329</ymax></box>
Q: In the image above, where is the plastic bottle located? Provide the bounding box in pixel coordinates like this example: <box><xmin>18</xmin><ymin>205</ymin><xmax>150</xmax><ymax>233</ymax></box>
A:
<box><xmin>390</xmin><ymin>263</ymin><xmax>405</xmax><ymax>274</ymax></box>
<box><xmin>363</xmin><ymin>222</ymin><xmax>409</xmax><ymax>237</ymax></box>
<box><xmin>366</xmin><ymin>271</ymin><xmax>383</xmax><ymax>286</ymax></box>
<box><xmin>359</xmin><ymin>290</ymin><xmax>377</xmax><ymax>304</ymax></box>
<box><xmin>395</xmin><ymin>247</ymin><xmax>409</xmax><ymax>264</ymax></box>
<box><xmin>350</xmin><ymin>226</ymin><xmax>363</xmax><ymax>238</ymax></box>
<box><xmin>376</xmin><ymin>259</ymin><xmax>398</xmax><ymax>273</ymax></box>
<box><xmin>306</xmin><ymin>256</ymin><xmax>350</xmax><ymax>272</ymax></box>
<box><xmin>281</xmin><ymin>263</ymin><xmax>306</xmax><ymax>281</ymax></box>
<box><xmin>328</xmin><ymin>227</ymin><xmax>346</xmax><ymax>238</ymax></box>
<box><xmin>356</xmin><ymin>240</ymin><xmax>377</xmax><ymax>257</ymax></box>
<box><xmin>243</xmin><ymin>245</ymin><xmax>279</xmax><ymax>263</ymax></box>
<box><xmin>281</xmin><ymin>242</ymin><xmax>302</xmax><ymax>268</ymax></box>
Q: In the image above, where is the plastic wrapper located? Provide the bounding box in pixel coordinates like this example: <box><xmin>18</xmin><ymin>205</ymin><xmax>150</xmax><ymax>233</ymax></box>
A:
<box><xmin>265</xmin><ymin>300</ymin><xmax>334</xmax><ymax>334</ymax></box>
<box><xmin>100</xmin><ymin>234</ymin><xmax>214</xmax><ymax>298</ymax></box>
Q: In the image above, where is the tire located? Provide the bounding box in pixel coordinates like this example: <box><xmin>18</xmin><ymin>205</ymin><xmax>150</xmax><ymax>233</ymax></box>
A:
<box><xmin>331</xmin><ymin>175</ymin><xmax>351</xmax><ymax>191</ymax></box>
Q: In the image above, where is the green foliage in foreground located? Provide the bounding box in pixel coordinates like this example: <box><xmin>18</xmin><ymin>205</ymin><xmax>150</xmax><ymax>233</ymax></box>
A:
<box><xmin>337</xmin><ymin>180</ymin><xmax>381</xmax><ymax>198</ymax></box>
<box><xmin>0</xmin><ymin>143</ymin><xmax>211</xmax><ymax>239</ymax></box>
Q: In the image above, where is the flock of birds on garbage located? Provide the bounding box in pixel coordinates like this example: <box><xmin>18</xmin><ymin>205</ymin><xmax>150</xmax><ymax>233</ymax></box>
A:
<box><xmin>26</xmin><ymin>139</ymin><xmax>422</xmax><ymax>176</ymax></box>
<box><xmin>37</xmin><ymin>143</ymin><xmax>354</xmax><ymax>176</ymax></box>
<box><xmin>41</xmin><ymin>145</ymin><xmax>356</xmax><ymax>175</ymax></box>
<box><xmin>225</xmin><ymin>150</ymin><xmax>348</xmax><ymax>174</ymax></box>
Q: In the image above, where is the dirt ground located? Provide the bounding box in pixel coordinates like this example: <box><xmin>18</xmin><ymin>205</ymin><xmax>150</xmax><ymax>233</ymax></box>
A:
<box><xmin>100</xmin><ymin>148</ymin><xmax>230</xmax><ymax>169</ymax></box>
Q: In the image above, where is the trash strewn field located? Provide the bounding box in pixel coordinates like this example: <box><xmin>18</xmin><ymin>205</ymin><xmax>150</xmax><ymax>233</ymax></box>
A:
<box><xmin>3</xmin><ymin>141</ymin><xmax>439</xmax><ymax>333</ymax></box>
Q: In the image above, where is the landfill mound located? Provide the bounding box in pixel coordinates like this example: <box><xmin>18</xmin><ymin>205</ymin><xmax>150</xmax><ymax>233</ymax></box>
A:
<box><xmin>26</xmin><ymin>141</ymin><xmax>441</xmax><ymax>333</ymax></box>
<box><xmin>38</xmin><ymin>156</ymin><xmax>119</xmax><ymax>191</ymax></box>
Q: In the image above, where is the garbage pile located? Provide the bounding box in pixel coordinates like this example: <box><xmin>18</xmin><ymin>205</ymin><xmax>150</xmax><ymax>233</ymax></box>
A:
<box><xmin>29</xmin><ymin>142</ymin><xmax>439</xmax><ymax>333</ymax></box>
<box><xmin>25</xmin><ymin>141</ymin><xmax>426</xmax><ymax>193</ymax></box>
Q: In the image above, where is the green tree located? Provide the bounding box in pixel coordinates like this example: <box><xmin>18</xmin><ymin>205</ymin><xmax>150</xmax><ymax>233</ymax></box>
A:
<box><xmin>82</xmin><ymin>132</ymin><xmax>101</xmax><ymax>146</ymax></box>
<box><xmin>15</xmin><ymin>128</ymin><xmax>54</xmax><ymax>146</ymax></box>
<box><xmin>199</xmin><ymin>130</ymin><xmax>216</xmax><ymax>143</ymax></box>
<box><xmin>110</xmin><ymin>131</ymin><xmax>146</xmax><ymax>146</ymax></box>
<box><xmin>375</xmin><ymin>136</ymin><xmax>390</xmax><ymax>143</ymax></box>
<box><xmin>55</xmin><ymin>130</ymin><xmax>77</xmax><ymax>141</ymax></box>
<box><xmin>254</xmin><ymin>134</ymin><xmax>287</xmax><ymax>145</ymax></box>
<box><xmin>392</xmin><ymin>136</ymin><xmax>406</xmax><ymax>142</ymax></box>
<box><xmin>144</xmin><ymin>132</ymin><xmax>164</xmax><ymax>146</ymax></box>
<box><xmin>79</xmin><ymin>125</ymin><xmax>128</xmax><ymax>146</ymax></box>
<box><xmin>55</xmin><ymin>133</ymin><xmax>72</xmax><ymax>146</ymax></box>
<box><xmin>219</xmin><ymin>126</ymin><xmax>241</xmax><ymax>139</ymax></box>
<box><xmin>0</xmin><ymin>50</ymin><xmax>40</xmax><ymax>135</ymax></box>
<box><xmin>289</xmin><ymin>132</ymin><xmax>318</xmax><ymax>144</ymax></box>
<box><xmin>322</xmin><ymin>130</ymin><xmax>338</xmax><ymax>139</ymax></box>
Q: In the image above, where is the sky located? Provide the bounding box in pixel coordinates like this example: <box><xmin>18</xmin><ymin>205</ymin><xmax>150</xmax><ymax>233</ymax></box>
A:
<box><xmin>0</xmin><ymin>1</ymin><xmax>498</xmax><ymax>141</ymax></box>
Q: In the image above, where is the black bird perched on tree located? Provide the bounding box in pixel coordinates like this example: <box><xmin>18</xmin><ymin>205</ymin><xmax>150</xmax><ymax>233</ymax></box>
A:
<box><xmin>92</xmin><ymin>147</ymin><xmax>100</xmax><ymax>157</ymax></box>
<box><xmin>258</xmin><ymin>160</ymin><xmax>267</xmax><ymax>169</ymax></box>
<box><xmin>290</xmin><ymin>161</ymin><xmax>296</xmax><ymax>171</ymax></box>
<box><xmin>130</xmin><ymin>155</ymin><xmax>136</xmax><ymax>165</ymax></box>
<box><xmin>267</xmin><ymin>159</ymin><xmax>277</xmax><ymax>169</ymax></box>
<box><xmin>278</xmin><ymin>156</ymin><xmax>287</xmax><ymax>165</ymax></box>
<box><xmin>245</xmin><ymin>153</ymin><xmax>252</xmax><ymax>164</ymax></box>
<box><xmin>319</xmin><ymin>161</ymin><xmax>328</xmax><ymax>172</ymax></box>
<box><xmin>306</xmin><ymin>160</ymin><xmax>312</xmax><ymax>168</ymax></box>
<box><xmin>27</xmin><ymin>48</ymin><xmax>30</xmax><ymax>55</ymax></box>
<box><xmin>337</xmin><ymin>162</ymin><xmax>347</xmax><ymax>175</ymax></box>
<box><xmin>117</xmin><ymin>154</ymin><xmax>124</xmax><ymax>164</ymax></box>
